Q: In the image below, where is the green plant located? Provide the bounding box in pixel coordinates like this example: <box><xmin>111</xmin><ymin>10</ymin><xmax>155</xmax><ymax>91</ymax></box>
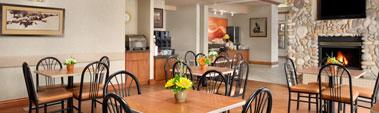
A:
<box><xmin>64</xmin><ymin>57</ymin><xmax>77</xmax><ymax>65</ymax></box>
<box><xmin>208</xmin><ymin>50</ymin><xmax>218</xmax><ymax>57</ymax></box>
<box><xmin>198</xmin><ymin>56</ymin><xmax>211</xmax><ymax>65</ymax></box>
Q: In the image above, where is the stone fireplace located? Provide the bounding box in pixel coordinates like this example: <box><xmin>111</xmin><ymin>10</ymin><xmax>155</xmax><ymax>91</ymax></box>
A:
<box><xmin>318</xmin><ymin>36</ymin><xmax>363</xmax><ymax>70</ymax></box>
<box><xmin>286</xmin><ymin>0</ymin><xmax>379</xmax><ymax>77</ymax></box>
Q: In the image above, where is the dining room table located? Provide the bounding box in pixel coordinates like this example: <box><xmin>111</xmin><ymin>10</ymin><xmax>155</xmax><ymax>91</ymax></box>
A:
<box><xmin>34</xmin><ymin>67</ymin><xmax>85</xmax><ymax>113</ymax></box>
<box><xmin>297</xmin><ymin>66</ymin><xmax>366</xmax><ymax>113</ymax></box>
<box><xmin>124</xmin><ymin>90</ymin><xmax>246</xmax><ymax>113</ymax></box>
<box><xmin>189</xmin><ymin>66</ymin><xmax>234</xmax><ymax>76</ymax></box>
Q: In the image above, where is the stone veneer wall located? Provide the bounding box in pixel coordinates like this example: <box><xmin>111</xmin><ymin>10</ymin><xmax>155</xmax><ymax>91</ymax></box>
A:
<box><xmin>287</xmin><ymin>0</ymin><xmax>379</xmax><ymax>75</ymax></box>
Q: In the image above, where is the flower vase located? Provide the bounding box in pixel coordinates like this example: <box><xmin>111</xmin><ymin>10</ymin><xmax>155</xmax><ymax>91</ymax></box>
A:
<box><xmin>67</xmin><ymin>65</ymin><xmax>74</xmax><ymax>72</ymax></box>
<box><xmin>211</xmin><ymin>56</ymin><xmax>216</xmax><ymax>62</ymax></box>
<box><xmin>174</xmin><ymin>91</ymin><xmax>188</xmax><ymax>102</ymax></box>
<box><xmin>200</xmin><ymin>64</ymin><xmax>208</xmax><ymax>71</ymax></box>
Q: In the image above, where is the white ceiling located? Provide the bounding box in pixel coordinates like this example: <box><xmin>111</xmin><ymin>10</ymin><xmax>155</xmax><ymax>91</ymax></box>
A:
<box><xmin>165</xmin><ymin>0</ymin><xmax>260</xmax><ymax>6</ymax></box>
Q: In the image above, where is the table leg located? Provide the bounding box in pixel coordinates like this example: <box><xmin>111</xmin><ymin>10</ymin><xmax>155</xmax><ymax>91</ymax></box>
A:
<box><xmin>67</xmin><ymin>76</ymin><xmax>73</xmax><ymax>113</ymax></box>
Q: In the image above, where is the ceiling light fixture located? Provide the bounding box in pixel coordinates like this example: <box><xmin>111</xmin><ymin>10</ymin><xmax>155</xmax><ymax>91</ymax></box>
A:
<box><xmin>231</xmin><ymin>12</ymin><xmax>234</xmax><ymax>16</ymax></box>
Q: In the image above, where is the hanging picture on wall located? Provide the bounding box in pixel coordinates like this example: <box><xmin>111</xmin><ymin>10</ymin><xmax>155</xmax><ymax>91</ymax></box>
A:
<box><xmin>0</xmin><ymin>4</ymin><xmax>65</xmax><ymax>36</ymax></box>
<box><xmin>249</xmin><ymin>18</ymin><xmax>267</xmax><ymax>37</ymax></box>
<box><xmin>208</xmin><ymin>17</ymin><xmax>228</xmax><ymax>41</ymax></box>
<box><xmin>154</xmin><ymin>8</ymin><xmax>163</xmax><ymax>28</ymax></box>
<box><xmin>278</xmin><ymin>23</ymin><xmax>286</xmax><ymax>49</ymax></box>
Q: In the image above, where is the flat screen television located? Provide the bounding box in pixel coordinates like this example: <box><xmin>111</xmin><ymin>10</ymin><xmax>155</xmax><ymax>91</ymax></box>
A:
<box><xmin>320</xmin><ymin>0</ymin><xmax>366</xmax><ymax>20</ymax></box>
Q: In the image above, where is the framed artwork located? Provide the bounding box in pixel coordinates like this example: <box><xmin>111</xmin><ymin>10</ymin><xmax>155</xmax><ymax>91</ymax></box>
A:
<box><xmin>249</xmin><ymin>18</ymin><xmax>267</xmax><ymax>37</ymax></box>
<box><xmin>278</xmin><ymin>23</ymin><xmax>286</xmax><ymax>49</ymax></box>
<box><xmin>208</xmin><ymin>17</ymin><xmax>228</xmax><ymax>41</ymax></box>
<box><xmin>125</xmin><ymin>11</ymin><xmax>132</xmax><ymax>24</ymax></box>
<box><xmin>0</xmin><ymin>4</ymin><xmax>65</xmax><ymax>36</ymax></box>
<box><xmin>154</xmin><ymin>8</ymin><xmax>163</xmax><ymax>28</ymax></box>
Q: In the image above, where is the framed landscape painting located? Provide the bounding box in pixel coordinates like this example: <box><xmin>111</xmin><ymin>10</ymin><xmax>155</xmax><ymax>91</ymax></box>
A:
<box><xmin>0</xmin><ymin>4</ymin><xmax>65</xmax><ymax>36</ymax></box>
<box><xmin>249</xmin><ymin>18</ymin><xmax>267</xmax><ymax>37</ymax></box>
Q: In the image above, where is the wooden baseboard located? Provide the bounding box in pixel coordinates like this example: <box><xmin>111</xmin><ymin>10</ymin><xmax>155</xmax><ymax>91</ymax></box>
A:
<box><xmin>248</xmin><ymin>61</ymin><xmax>279</xmax><ymax>66</ymax></box>
<box><xmin>279</xmin><ymin>56</ymin><xmax>288</xmax><ymax>58</ymax></box>
<box><xmin>0</xmin><ymin>97</ymin><xmax>28</xmax><ymax>109</ymax></box>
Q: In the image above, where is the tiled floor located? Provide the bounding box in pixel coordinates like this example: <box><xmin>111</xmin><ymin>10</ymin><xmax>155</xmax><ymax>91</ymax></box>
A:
<box><xmin>248</xmin><ymin>58</ymin><xmax>287</xmax><ymax>84</ymax></box>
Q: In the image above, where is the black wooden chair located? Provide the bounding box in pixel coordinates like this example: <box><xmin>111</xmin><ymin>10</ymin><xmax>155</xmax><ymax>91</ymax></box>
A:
<box><xmin>231</xmin><ymin>53</ymin><xmax>243</xmax><ymax>68</ymax></box>
<box><xmin>195</xmin><ymin>53</ymin><xmax>206</xmax><ymax>66</ymax></box>
<box><xmin>100</xmin><ymin>56</ymin><xmax>110</xmax><ymax>69</ymax></box>
<box><xmin>218</xmin><ymin>51</ymin><xmax>229</xmax><ymax>58</ymax></box>
<box><xmin>242</xmin><ymin>87</ymin><xmax>273</xmax><ymax>113</ymax></box>
<box><xmin>172</xmin><ymin>61</ymin><xmax>194</xmax><ymax>89</ymax></box>
<box><xmin>23</xmin><ymin>62</ymin><xmax>73</xmax><ymax>113</ymax></box>
<box><xmin>184</xmin><ymin>51</ymin><xmax>196</xmax><ymax>66</ymax></box>
<box><xmin>219</xmin><ymin>60</ymin><xmax>249</xmax><ymax>99</ymax></box>
<box><xmin>285</xmin><ymin>58</ymin><xmax>324</xmax><ymax>113</ymax></box>
<box><xmin>318</xmin><ymin>64</ymin><xmax>359</xmax><ymax>113</ymax></box>
<box><xmin>213</xmin><ymin>56</ymin><xmax>231</xmax><ymax>68</ymax></box>
<box><xmin>103</xmin><ymin>93</ymin><xmax>132</xmax><ymax>113</ymax></box>
<box><xmin>164</xmin><ymin>56</ymin><xmax>178</xmax><ymax>82</ymax></box>
<box><xmin>70</xmin><ymin>61</ymin><xmax>109</xmax><ymax>113</ymax></box>
<box><xmin>354</xmin><ymin>72</ymin><xmax>379</xmax><ymax>109</ymax></box>
<box><xmin>36</xmin><ymin>57</ymin><xmax>66</xmax><ymax>92</ymax></box>
<box><xmin>103</xmin><ymin>70</ymin><xmax>141</xmax><ymax>97</ymax></box>
<box><xmin>74</xmin><ymin>56</ymin><xmax>110</xmax><ymax>88</ymax></box>
<box><xmin>197</xmin><ymin>70</ymin><xmax>228</xmax><ymax>95</ymax></box>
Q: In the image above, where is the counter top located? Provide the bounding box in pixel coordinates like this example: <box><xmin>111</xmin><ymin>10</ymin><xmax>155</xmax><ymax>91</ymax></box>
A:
<box><xmin>154</xmin><ymin>54</ymin><xmax>178</xmax><ymax>59</ymax></box>
<box><xmin>126</xmin><ymin>50</ymin><xmax>149</xmax><ymax>53</ymax></box>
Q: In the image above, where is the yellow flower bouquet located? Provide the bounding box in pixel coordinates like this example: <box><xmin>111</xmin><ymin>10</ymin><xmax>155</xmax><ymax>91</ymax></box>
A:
<box><xmin>164</xmin><ymin>60</ymin><xmax>193</xmax><ymax>102</ymax></box>
<box><xmin>165</xmin><ymin>75</ymin><xmax>193</xmax><ymax>94</ymax></box>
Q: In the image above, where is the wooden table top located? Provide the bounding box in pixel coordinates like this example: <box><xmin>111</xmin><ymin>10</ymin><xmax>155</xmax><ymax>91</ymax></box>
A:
<box><xmin>190</xmin><ymin>66</ymin><xmax>234</xmax><ymax>76</ymax></box>
<box><xmin>34</xmin><ymin>67</ymin><xmax>85</xmax><ymax>78</ymax></box>
<box><xmin>371</xmin><ymin>103</ymin><xmax>379</xmax><ymax>113</ymax></box>
<box><xmin>124</xmin><ymin>90</ymin><xmax>246</xmax><ymax>113</ymax></box>
<box><xmin>298</xmin><ymin>66</ymin><xmax>366</xmax><ymax>79</ymax></box>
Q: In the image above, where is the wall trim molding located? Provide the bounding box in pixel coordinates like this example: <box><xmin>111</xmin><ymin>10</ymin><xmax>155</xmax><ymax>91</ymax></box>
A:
<box><xmin>259</xmin><ymin>0</ymin><xmax>281</xmax><ymax>5</ymax></box>
<box><xmin>248</xmin><ymin>60</ymin><xmax>279</xmax><ymax>65</ymax></box>
<box><xmin>0</xmin><ymin>52</ymin><xmax>125</xmax><ymax>68</ymax></box>
<box><xmin>0</xmin><ymin>97</ymin><xmax>28</xmax><ymax>109</ymax></box>
<box><xmin>279</xmin><ymin>56</ymin><xmax>288</xmax><ymax>58</ymax></box>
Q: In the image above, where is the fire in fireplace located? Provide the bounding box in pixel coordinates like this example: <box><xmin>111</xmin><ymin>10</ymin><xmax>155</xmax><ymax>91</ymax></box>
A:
<box><xmin>318</xmin><ymin>36</ymin><xmax>363</xmax><ymax>70</ymax></box>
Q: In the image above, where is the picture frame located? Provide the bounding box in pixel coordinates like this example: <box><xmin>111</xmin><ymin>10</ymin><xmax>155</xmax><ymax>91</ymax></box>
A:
<box><xmin>249</xmin><ymin>18</ymin><xmax>267</xmax><ymax>37</ymax></box>
<box><xmin>0</xmin><ymin>4</ymin><xmax>65</xmax><ymax>36</ymax></box>
<box><xmin>154</xmin><ymin>8</ymin><xmax>163</xmax><ymax>28</ymax></box>
<box><xmin>278</xmin><ymin>23</ymin><xmax>286</xmax><ymax>49</ymax></box>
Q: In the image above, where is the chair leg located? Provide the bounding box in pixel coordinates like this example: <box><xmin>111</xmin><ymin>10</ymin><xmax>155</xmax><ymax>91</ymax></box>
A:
<box><xmin>308</xmin><ymin>94</ymin><xmax>311</xmax><ymax>111</ymax></box>
<box><xmin>91</xmin><ymin>100</ymin><xmax>95</xmax><ymax>113</ymax></box>
<box><xmin>78</xmin><ymin>100</ymin><xmax>81</xmax><ymax>113</ymax></box>
<box><xmin>355</xmin><ymin>100</ymin><xmax>358</xmax><ymax>113</ymax></box>
<box><xmin>44</xmin><ymin>104</ymin><xmax>47</xmax><ymax>113</ymax></box>
<box><xmin>316</xmin><ymin>94</ymin><xmax>318</xmax><ymax>113</ymax></box>
<box><xmin>94</xmin><ymin>99</ymin><xmax>97</xmax><ymax>108</ymax></box>
<box><xmin>61</xmin><ymin>100</ymin><xmax>64</xmax><ymax>113</ymax></box>
<box><xmin>36</xmin><ymin>104</ymin><xmax>39</xmax><ymax>113</ymax></box>
<box><xmin>338</xmin><ymin>102</ymin><xmax>341</xmax><ymax>113</ymax></box>
<box><xmin>297</xmin><ymin>93</ymin><xmax>300</xmax><ymax>110</ymax></box>
<box><xmin>343</xmin><ymin>103</ymin><xmax>346</xmax><ymax>113</ymax></box>
<box><xmin>29</xmin><ymin>101</ymin><xmax>32</xmax><ymax>113</ymax></box>
<box><xmin>288</xmin><ymin>92</ymin><xmax>291</xmax><ymax>113</ymax></box>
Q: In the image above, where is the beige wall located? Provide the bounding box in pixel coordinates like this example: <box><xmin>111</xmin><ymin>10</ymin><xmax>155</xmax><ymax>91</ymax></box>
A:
<box><xmin>154</xmin><ymin>0</ymin><xmax>166</xmax><ymax>31</ymax></box>
<box><xmin>125</xmin><ymin>0</ymin><xmax>138</xmax><ymax>34</ymax></box>
<box><xmin>0</xmin><ymin>0</ymin><xmax>125</xmax><ymax>101</ymax></box>
<box><xmin>231</xmin><ymin>5</ymin><xmax>278</xmax><ymax>64</ymax></box>
<box><xmin>167</xmin><ymin>5</ymin><xmax>200</xmax><ymax>58</ymax></box>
